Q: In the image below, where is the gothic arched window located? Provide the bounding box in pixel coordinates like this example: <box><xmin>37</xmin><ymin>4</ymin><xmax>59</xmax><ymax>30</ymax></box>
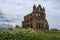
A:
<box><xmin>27</xmin><ymin>24</ymin><xmax>29</xmax><ymax>27</ymax></box>
<box><xmin>39</xmin><ymin>8</ymin><xmax>40</xmax><ymax>11</ymax></box>
<box><xmin>38</xmin><ymin>13</ymin><xmax>40</xmax><ymax>16</ymax></box>
<box><xmin>36</xmin><ymin>13</ymin><xmax>41</xmax><ymax>17</ymax></box>
<box><xmin>36</xmin><ymin>23</ymin><xmax>38</xmax><ymax>29</ymax></box>
<box><xmin>31</xmin><ymin>24</ymin><xmax>33</xmax><ymax>28</ymax></box>
<box><xmin>39</xmin><ymin>23</ymin><xmax>40</xmax><ymax>29</ymax></box>
<box><xmin>36</xmin><ymin>13</ymin><xmax>38</xmax><ymax>16</ymax></box>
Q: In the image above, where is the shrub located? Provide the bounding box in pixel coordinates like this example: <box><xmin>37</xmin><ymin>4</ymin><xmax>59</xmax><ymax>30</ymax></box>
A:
<box><xmin>0</xmin><ymin>28</ymin><xmax>60</xmax><ymax>40</ymax></box>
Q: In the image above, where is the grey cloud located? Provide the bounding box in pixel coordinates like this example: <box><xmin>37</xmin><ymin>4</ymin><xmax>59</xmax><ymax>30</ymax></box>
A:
<box><xmin>0</xmin><ymin>0</ymin><xmax>60</xmax><ymax>29</ymax></box>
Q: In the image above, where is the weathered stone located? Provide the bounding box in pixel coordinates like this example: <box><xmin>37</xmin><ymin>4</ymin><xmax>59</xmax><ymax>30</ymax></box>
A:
<box><xmin>22</xmin><ymin>4</ymin><xmax>49</xmax><ymax>31</ymax></box>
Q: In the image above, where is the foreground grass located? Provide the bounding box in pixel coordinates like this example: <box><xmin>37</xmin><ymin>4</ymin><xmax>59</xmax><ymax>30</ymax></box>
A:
<box><xmin>0</xmin><ymin>28</ymin><xmax>60</xmax><ymax>40</ymax></box>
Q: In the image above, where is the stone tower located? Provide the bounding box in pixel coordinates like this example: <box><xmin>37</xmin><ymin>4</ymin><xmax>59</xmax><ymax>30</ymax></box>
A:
<box><xmin>22</xmin><ymin>4</ymin><xmax>49</xmax><ymax>31</ymax></box>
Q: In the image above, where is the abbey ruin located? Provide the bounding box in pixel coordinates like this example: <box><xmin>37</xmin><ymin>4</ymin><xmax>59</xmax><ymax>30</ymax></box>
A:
<box><xmin>22</xmin><ymin>4</ymin><xmax>49</xmax><ymax>31</ymax></box>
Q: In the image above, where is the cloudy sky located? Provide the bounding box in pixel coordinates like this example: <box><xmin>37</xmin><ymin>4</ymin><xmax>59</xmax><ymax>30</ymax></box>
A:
<box><xmin>0</xmin><ymin>0</ymin><xmax>60</xmax><ymax>29</ymax></box>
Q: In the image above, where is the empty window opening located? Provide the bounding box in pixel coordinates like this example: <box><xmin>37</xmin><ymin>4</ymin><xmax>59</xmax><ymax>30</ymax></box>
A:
<box><xmin>27</xmin><ymin>24</ymin><xmax>29</xmax><ymax>27</ymax></box>
<box><xmin>31</xmin><ymin>24</ymin><xmax>33</xmax><ymax>28</ymax></box>
<box><xmin>39</xmin><ymin>24</ymin><xmax>40</xmax><ymax>29</ymax></box>
<box><xmin>36</xmin><ymin>23</ymin><xmax>38</xmax><ymax>29</ymax></box>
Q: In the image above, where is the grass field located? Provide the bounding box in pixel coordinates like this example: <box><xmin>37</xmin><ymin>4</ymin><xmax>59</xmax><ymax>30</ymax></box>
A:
<box><xmin>0</xmin><ymin>28</ymin><xmax>60</xmax><ymax>40</ymax></box>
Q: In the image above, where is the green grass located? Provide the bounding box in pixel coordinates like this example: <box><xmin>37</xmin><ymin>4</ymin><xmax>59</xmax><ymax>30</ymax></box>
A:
<box><xmin>0</xmin><ymin>28</ymin><xmax>60</xmax><ymax>40</ymax></box>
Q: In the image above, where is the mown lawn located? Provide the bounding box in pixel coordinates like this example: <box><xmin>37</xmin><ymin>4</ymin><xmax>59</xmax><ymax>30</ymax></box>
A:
<box><xmin>0</xmin><ymin>28</ymin><xmax>60</xmax><ymax>40</ymax></box>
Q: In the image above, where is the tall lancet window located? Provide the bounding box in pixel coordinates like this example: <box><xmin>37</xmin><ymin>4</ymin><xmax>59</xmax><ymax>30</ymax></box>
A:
<box><xmin>38</xmin><ymin>13</ymin><xmax>40</xmax><ymax>16</ymax></box>
<box><xmin>36</xmin><ymin>13</ymin><xmax>38</xmax><ymax>16</ymax></box>
<box><xmin>39</xmin><ymin>8</ymin><xmax>40</xmax><ymax>11</ymax></box>
<box><xmin>36</xmin><ymin>13</ymin><xmax>40</xmax><ymax>17</ymax></box>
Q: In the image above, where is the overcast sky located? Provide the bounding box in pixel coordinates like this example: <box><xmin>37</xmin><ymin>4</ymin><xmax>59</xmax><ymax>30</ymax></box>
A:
<box><xmin>0</xmin><ymin>0</ymin><xmax>60</xmax><ymax>29</ymax></box>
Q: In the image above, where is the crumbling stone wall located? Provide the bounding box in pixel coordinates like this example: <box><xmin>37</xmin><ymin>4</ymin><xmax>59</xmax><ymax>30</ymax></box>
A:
<box><xmin>22</xmin><ymin>4</ymin><xmax>49</xmax><ymax>31</ymax></box>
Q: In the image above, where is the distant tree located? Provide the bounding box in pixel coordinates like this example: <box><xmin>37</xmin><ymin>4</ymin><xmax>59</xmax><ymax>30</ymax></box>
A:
<box><xmin>8</xmin><ymin>28</ymin><xmax>13</xmax><ymax>31</ymax></box>
<box><xmin>7</xmin><ymin>24</ymin><xmax>13</xmax><ymax>30</ymax></box>
<box><xmin>15</xmin><ymin>25</ymin><xmax>20</xmax><ymax>28</ymax></box>
<box><xmin>50</xmin><ymin>29</ymin><xmax>58</xmax><ymax>31</ymax></box>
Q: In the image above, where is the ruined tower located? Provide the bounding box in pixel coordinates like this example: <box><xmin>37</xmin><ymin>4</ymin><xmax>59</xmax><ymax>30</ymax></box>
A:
<box><xmin>22</xmin><ymin>4</ymin><xmax>49</xmax><ymax>31</ymax></box>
